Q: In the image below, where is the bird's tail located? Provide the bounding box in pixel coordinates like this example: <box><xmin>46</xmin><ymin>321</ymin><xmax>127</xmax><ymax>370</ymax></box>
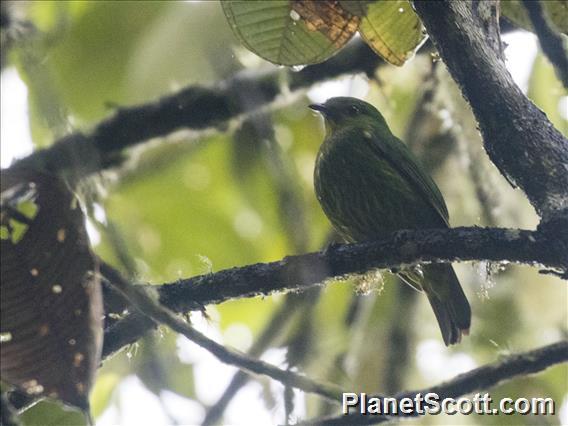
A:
<box><xmin>422</xmin><ymin>264</ymin><xmax>471</xmax><ymax>346</ymax></box>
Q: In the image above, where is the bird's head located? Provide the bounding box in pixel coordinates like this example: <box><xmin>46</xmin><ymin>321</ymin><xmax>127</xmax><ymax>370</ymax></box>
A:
<box><xmin>309</xmin><ymin>97</ymin><xmax>388</xmax><ymax>135</ymax></box>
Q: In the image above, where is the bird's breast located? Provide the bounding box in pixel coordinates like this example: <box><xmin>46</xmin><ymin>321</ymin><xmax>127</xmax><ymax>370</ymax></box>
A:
<box><xmin>314</xmin><ymin>133</ymin><xmax>439</xmax><ymax>241</ymax></box>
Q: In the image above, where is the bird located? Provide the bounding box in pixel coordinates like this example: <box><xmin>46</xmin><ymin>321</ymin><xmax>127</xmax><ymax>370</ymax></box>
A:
<box><xmin>310</xmin><ymin>97</ymin><xmax>471</xmax><ymax>346</ymax></box>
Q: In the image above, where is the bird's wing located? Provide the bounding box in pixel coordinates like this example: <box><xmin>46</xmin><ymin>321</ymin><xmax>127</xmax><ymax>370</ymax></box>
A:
<box><xmin>365</xmin><ymin>126</ymin><xmax>450</xmax><ymax>225</ymax></box>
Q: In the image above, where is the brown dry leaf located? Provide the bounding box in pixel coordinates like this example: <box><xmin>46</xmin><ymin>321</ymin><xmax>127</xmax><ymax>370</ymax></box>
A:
<box><xmin>0</xmin><ymin>169</ymin><xmax>103</xmax><ymax>411</ymax></box>
<box><xmin>291</xmin><ymin>0</ymin><xmax>361</xmax><ymax>49</ymax></box>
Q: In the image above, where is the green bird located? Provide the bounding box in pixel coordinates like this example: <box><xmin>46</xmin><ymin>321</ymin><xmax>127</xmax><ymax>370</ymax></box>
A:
<box><xmin>310</xmin><ymin>97</ymin><xmax>471</xmax><ymax>346</ymax></box>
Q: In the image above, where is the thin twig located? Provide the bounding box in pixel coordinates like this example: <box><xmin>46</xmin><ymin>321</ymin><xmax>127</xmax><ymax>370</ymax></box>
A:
<box><xmin>104</xmin><ymin>272</ymin><xmax>343</xmax><ymax>403</ymax></box>
<box><xmin>296</xmin><ymin>340</ymin><xmax>568</xmax><ymax>425</ymax></box>
<box><xmin>1</xmin><ymin>393</ymin><xmax>21</xmax><ymax>426</ymax></box>
<box><xmin>522</xmin><ymin>0</ymin><xmax>568</xmax><ymax>88</ymax></box>
<box><xmin>202</xmin><ymin>293</ymin><xmax>313</xmax><ymax>426</ymax></box>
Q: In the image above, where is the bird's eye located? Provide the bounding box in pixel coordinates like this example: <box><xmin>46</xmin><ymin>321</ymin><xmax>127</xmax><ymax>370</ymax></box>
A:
<box><xmin>350</xmin><ymin>105</ymin><xmax>360</xmax><ymax>115</ymax></box>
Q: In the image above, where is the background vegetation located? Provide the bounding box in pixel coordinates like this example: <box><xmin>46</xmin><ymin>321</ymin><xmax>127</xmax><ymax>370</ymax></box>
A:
<box><xmin>1</xmin><ymin>1</ymin><xmax>566</xmax><ymax>425</ymax></box>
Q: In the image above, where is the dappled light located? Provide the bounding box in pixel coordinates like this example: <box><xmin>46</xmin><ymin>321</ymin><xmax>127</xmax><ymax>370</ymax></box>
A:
<box><xmin>1</xmin><ymin>1</ymin><xmax>567</xmax><ymax>425</ymax></box>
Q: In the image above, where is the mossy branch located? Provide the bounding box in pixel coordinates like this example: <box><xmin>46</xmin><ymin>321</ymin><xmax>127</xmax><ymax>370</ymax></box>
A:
<box><xmin>413</xmin><ymin>1</ymin><xmax>568</xmax><ymax>219</ymax></box>
<box><xmin>102</xmin><ymin>224</ymin><xmax>567</xmax><ymax>359</ymax></box>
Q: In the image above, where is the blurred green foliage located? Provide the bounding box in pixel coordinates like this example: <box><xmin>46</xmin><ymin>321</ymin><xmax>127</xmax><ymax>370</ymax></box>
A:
<box><xmin>2</xmin><ymin>1</ymin><xmax>567</xmax><ymax>425</ymax></box>
<box><xmin>501</xmin><ymin>0</ymin><xmax>568</xmax><ymax>34</ymax></box>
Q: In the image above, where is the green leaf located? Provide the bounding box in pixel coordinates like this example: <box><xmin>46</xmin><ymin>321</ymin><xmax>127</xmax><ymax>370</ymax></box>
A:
<box><xmin>501</xmin><ymin>0</ymin><xmax>568</xmax><ymax>34</ymax></box>
<box><xmin>134</xmin><ymin>333</ymin><xmax>196</xmax><ymax>399</ymax></box>
<box><xmin>528</xmin><ymin>53</ymin><xmax>568</xmax><ymax>137</ymax></box>
<box><xmin>19</xmin><ymin>400</ymin><xmax>86</xmax><ymax>426</ymax></box>
<box><xmin>221</xmin><ymin>0</ymin><xmax>359</xmax><ymax>66</ymax></box>
<box><xmin>102</xmin><ymin>135</ymin><xmax>288</xmax><ymax>282</ymax></box>
<box><xmin>357</xmin><ymin>0</ymin><xmax>428</xmax><ymax>66</ymax></box>
<box><xmin>24</xmin><ymin>1</ymin><xmax>169</xmax><ymax>123</ymax></box>
<box><xmin>218</xmin><ymin>298</ymin><xmax>278</xmax><ymax>335</ymax></box>
<box><xmin>89</xmin><ymin>373</ymin><xmax>120</xmax><ymax>419</ymax></box>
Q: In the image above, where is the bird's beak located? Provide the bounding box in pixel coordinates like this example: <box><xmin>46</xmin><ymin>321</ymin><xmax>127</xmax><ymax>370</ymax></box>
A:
<box><xmin>309</xmin><ymin>103</ymin><xmax>329</xmax><ymax>115</ymax></box>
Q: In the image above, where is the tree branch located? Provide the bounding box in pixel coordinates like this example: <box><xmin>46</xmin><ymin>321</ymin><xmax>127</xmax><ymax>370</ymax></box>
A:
<box><xmin>522</xmin><ymin>0</ymin><xmax>568</xmax><ymax>88</ymax></box>
<box><xmin>297</xmin><ymin>340</ymin><xmax>568</xmax><ymax>425</ymax></box>
<box><xmin>11</xmin><ymin>224</ymin><xmax>567</xmax><ymax>412</ymax></box>
<box><xmin>102</xmin><ymin>225</ymin><xmax>567</xmax><ymax>359</ymax></box>
<box><xmin>202</xmin><ymin>292</ymin><xmax>315</xmax><ymax>426</ymax></box>
<box><xmin>413</xmin><ymin>1</ymin><xmax>568</xmax><ymax>219</ymax></box>
<box><xmin>103</xmin><ymin>270</ymin><xmax>343</xmax><ymax>402</ymax></box>
<box><xmin>1</xmin><ymin>393</ymin><xmax>21</xmax><ymax>426</ymax></box>
<box><xmin>7</xmin><ymin>20</ymin><xmax>519</xmax><ymax>180</ymax></box>
<box><xmin>9</xmin><ymin>40</ymin><xmax>379</xmax><ymax>177</ymax></box>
